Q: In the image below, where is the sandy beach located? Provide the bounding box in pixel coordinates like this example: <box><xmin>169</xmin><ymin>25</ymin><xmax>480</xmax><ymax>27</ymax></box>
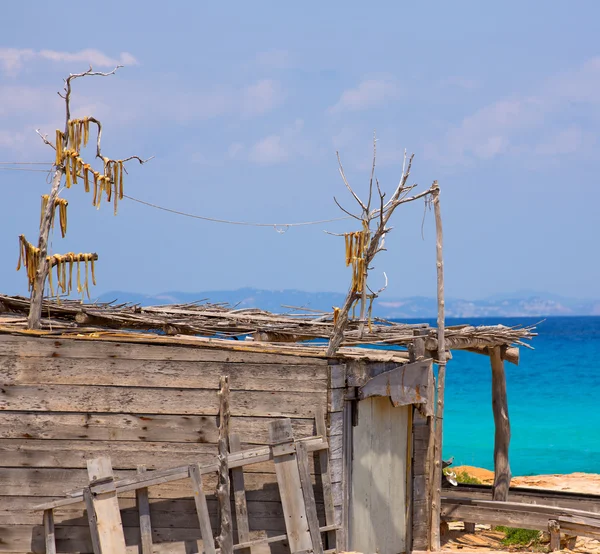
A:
<box><xmin>442</xmin><ymin>467</ymin><xmax>600</xmax><ymax>553</ymax></box>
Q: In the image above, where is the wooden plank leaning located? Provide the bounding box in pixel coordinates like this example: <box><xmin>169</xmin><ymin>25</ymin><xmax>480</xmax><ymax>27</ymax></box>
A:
<box><xmin>136</xmin><ymin>465</ymin><xmax>153</xmax><ymax>554</ymax></box>
<box><xmin>269</xmin><ymin>419</ymin><xmax>313</xmax><ymax>554</ymax></box>
<box><xmin>217</xmin><ymin>375</ymin><xmax>233</xmax><ymax>554</ymax></box>
<box><xmin>43</xmin><ymin>509</ymin><xmax>56</xmax><ymax>554</ymax></box>
<box><xmin>86</xmin><ymin>456</ymin><xmax>127</xmax><ymax>554</ymax></box>
<box><xmin>296</xmin><ymin>440</ymin><xmax>324</xmax><ymax>554</ymax></box>
<box><xmin>315</xmin><ymin>406</ymin><xmax>336</xmax><ymax>551</ymax></box>
<box><xmin>229</xmin><ymin>433</ymin><xmax>251</xmax><ymax>554</ymax></box>
<box><xmin>189</xmin><ymin>462</ymin><xmax>216</xmax><ymax>554</ymax></box>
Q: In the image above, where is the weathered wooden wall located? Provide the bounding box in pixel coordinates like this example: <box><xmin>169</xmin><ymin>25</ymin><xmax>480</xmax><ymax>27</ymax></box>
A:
<box><xmin>0</xmin><ymin>334</ymin><xmax>330</xmax><ymax>553</ymax></box>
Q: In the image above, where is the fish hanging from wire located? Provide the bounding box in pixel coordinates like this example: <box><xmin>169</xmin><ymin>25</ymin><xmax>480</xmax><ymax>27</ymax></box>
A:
<box><xmin>16</xmin><ymin>235</ymin><xmax>97</xmax><ymax>299</ymax></box>
<box><xmin>343</xmin><ymin>222</ymin><xmax>371</xmax><ymax>294</ymax></box>
<box><xmin>56</xmin><ymin>119</ymin><xmax>126</xmax><ymax>215</ymax></box>
<box><xmin>40</xmin><ymin>195</ymin><xmax>68</xmax><ymax>238</ymax></box>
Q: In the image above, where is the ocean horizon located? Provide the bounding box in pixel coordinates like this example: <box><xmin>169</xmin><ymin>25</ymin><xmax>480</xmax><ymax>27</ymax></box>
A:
<box><xmin>401</xmin><ymin>316</ymin><xmax>600</xmax><ymax>477</ymax></box>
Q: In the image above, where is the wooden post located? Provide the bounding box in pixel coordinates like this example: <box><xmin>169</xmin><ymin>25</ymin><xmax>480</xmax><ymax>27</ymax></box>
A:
<box><xmin>189</xmin><ymin>463</ymin><xmax>216</xmax><ymax>554</ymax></box>
<box><xmin>83</xmin><ymin>487</ymin><xmax>102</xmax><ymax>554</ymax></box>
<box><xmin>28</xmin><ymin>167</ymin><xmax>64</xmax><ymax>329</ymax></box>
<box><xmin>43</xmin><ymin>509</ymin><xmax>56</xmax><ymax>554</ymax></box>
<box><xmin>86</xmin><ymin>456</ymin><xmax>127</xmax><ymax>554</ymax></box>
<box><xmin>269</xmin><ymin>419</ymin><xmax>313</xmax><ymax>553</ymax></box>
<box><xmin>136</xmin><ymin>465</ymin><xmax>153</xmax><ymax>554</ymax></box>
<box><xmin>549</xmin><ymin>519</ymin><xmax>561</xmax><ymax>551</ymax></box>
<box><xmin>217</xmin><ymin>376</ymin><xmax>233</xmax><ymax>554</ymax></box>
<box><xmin>315</xmin><ymin>407</ymin><xmax>337</xmax><ymax>550</ymax></box>
<box><xmin>490</xmin><ymin>345</ymin><xmax>511</xmax><ymax>501</ymax></box>
<box><xmin>296</xmin><ymin>440</ymin><xmax>325</xmax><ymax>554</ymax></box>
<box><xmin>430</xmin><ymin>181</ymin><xmax>446</xmax><ymax>551</ymax></box>
<box><xmin>229</xmin><ymin>433</ymin><xmax>251</xmax><ymax>554</ymax></box>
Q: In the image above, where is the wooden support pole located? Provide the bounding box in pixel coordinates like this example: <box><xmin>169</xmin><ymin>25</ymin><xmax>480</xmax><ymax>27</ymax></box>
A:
<box><xmin>549</xmin><ymin>519</ymin><xmax>561</xmax><ymax>552</ymax></box>
<box><xmin>217</xmin><ymin>376</ymin><xmax>233</xmax><ymax>554</ymax></box>
<box><xmin>43</xmin><ymin>509</ymin><xmax>56</xmax><ymax>554</ymax></box>
<box><xmin>430</xmin><ymin>181</ymin><xmax>446</xmax><ymax>551</ymax></box>
<box><xmin>189</xmin><ymin>463</ymin><xmax>217</xmax><ymax>554</ymax></box>
<box><xmin>86</xmin><ymin>457</ymin><xmax>127</xmax><ymax>554</ymax></box>
<box><xmin>28</xmin><ymin>167</ymin><xmax>64</xmax><ymax>329</ymax></box>
<box><xmin>490</xmin><ymin>345</ymin><xmax>512</xmax><ymax>501</ymax></box>
<box><xmin>229</xmin><ymin>433</ymin><xmax>251</xmax><ymax>554</ymax></box>
<box><xmin>315</xmin><ymin>406</ymin><xmax>337</xmax><ymax>551</ymax></box>
<box><xmin>297</xmin><ymin>440</ymin><xmax>325</xmax><ymax>554</ymax></box>
<box><xmin>136</xmin><ymin>465</ymin><xmax>153</xmax><ymax>554</ymax></box>
<box><xmin>83</xmin><ymin>487</ymin><xmax>102</xmax><ymax>554</ymax></box>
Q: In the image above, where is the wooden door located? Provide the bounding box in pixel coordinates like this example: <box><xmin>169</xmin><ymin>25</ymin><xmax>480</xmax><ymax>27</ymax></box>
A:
<box><xmin>350</xmin><ymin>398</ymin><xmax>409</xmax><ymax>554</ymax></box>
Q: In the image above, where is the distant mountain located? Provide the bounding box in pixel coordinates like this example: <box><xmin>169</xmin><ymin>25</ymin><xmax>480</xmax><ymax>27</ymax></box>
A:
<box><xmin>96</xmin><ymin>288</ymin><xmax>600</xmax><ymax>318</ymax></box>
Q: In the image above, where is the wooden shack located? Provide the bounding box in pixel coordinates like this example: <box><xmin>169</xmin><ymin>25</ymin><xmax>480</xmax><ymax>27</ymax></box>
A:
<box><xmin>0</xmin><ymin>295</ymin><xmax>534</xmax><ymax>554</ymax></box>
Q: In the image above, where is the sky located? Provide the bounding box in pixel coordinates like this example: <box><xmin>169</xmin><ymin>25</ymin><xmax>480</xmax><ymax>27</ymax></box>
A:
<box><xmin>1</xmin><ymin>1</ymin><xmax>599</xmax><ymax>301</ymax></box>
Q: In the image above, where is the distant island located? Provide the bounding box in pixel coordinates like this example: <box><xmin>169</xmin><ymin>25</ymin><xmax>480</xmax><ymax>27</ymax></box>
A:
<box><xmin>96</xmin><ymin>288</ymin><xmax>600</xmax><ymax>318</ymax></box>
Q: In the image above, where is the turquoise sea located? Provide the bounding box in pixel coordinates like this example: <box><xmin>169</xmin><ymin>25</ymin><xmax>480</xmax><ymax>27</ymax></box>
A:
<box><xmin>421</xmin><ymin>316</ymin><xmax>600</xmax><ymax>477</ymax></box>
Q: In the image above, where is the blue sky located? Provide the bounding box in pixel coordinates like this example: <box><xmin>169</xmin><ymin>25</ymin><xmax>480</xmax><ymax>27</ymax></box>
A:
<box><xmin>1</xmin><ymin>1</ymin><xmax>599</xmax><ymax>301</ymax></box>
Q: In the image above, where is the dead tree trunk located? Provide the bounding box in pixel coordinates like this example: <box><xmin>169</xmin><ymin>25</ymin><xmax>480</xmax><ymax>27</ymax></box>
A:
<box><xmin>28</xmin><ymin>167</ymin><xmax>65</xmax><ymax>329</ymax></box>
<box><xmin>490</xmin><ymin>345</ymin><xmax>511</xmax><ymax>501</ymax></box>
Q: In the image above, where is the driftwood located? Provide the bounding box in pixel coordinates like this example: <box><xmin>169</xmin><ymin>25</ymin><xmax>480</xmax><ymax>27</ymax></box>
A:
<box><xmin>217</xmin><ymin>376</ymin><xmax>233</xmax><ymax>554</ymax></box>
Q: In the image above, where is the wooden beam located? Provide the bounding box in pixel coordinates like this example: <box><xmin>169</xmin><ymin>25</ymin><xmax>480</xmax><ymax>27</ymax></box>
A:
<box><xmin>217</xmin><ymin>376</ymin><xmax>233</xmax><ymax>554</ymax></box>
<box><xmin>86</xmin><ymin>457</ymin><xmax>127</xmax><ymax>554</ymax></box>
<box><xmin>229</xmin><ymin>433</ymin><xmax>251</xmax><ymax>554</ymax></box>
<box><xmin>548</xmin><ymin>519</ymin><xmax>561</xmax><ymax>551</ymax></box>
<box><xmin>43</xmin><ymin>509</ymin><xmax>56</xmax><ymax>554</ymax></box>
<box><xmin>315</xmin><ymin>406</ymin><xmax>337</xmax><ymax>551</ymax></box>
<box><xmin>136</xmin><ymin>465</ymin><xmax>153</xmax><ymax>554</ymax></box>
<box><xmin>466</xmin><ymin>345</ymin><xmax>519</xmax><ymax>366</ymax></box>
<box><xmin>430</xmin><ymin>181</ymin><xmax>446</xmax><ymax>551</ymax></box>
<box><xmin>490</xmin><ymin>346</ymin><xmax>511</xmax><ymax>501</ymax></box>
<box><xmin>297</xmin><ymin>440</ymin><xmax>325</xmax><ymax>554</ymax></box>
<box><xmin>189</xmin><ymin>462</ymin><xmax>216</xmax><ymax>554</ymax></box>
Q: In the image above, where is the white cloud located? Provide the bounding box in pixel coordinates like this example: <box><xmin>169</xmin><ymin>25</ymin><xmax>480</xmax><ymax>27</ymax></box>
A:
<box><xmin>329</xmin><ymin>78</ymin><xmax>399</xmax><ymax>113</ymax></box>
<box><xmin>243</xmin><ymin>119</ymin><xmax>306</xmax><ymax>165</ymax></box>
<box><xmin>0</xmin><ymin>48</ymin><xmax>138</xmax><ymax>76</ymax></box>
<box><xmin>241</xmin><ymin>79</ymin><xmax>283</xmax><ymax>117</ymax></box>
<box><xmin>426</xmin><ymin>57</ymin><xmax>600</xmax><ymax>165</ymax></box>
<box><xmin>441</xmin><ymin>76</ymin><xmax>480</xmax><ymax>90</ymax></box>
<box><xmin>248</xmin><ymin>135</ymin><xmax>288</xmax><ymax>164</ymax></box>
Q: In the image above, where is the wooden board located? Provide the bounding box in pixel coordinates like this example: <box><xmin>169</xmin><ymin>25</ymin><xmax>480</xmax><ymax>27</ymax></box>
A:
<box><xmin>0</xmin><ymin>335</ymin><xmax>328</xmax><ymax>365</ymax></box>
<box><xmin>0</xmin><ymin>385</ymin><xmax>326</xmax><ymax>417</ymax></box>
<box><xmin>0</xmin><ymin>439</ymin><xmax>316</xmax><ymax>473</ymax></box>
<box><xmin>0</xmin><ymin>413</ymin><xmax>317</xmax><ymax>444</ymax></box>
<box><xmin>350</xmin><ymin>398</ymin><xmax>409</xmax><ymax>554</ymax></box>
<box><xmin>0</xmin><ymin>524</ymin><xmax>292</xmax><ymax>554</ymax></box>
<box><xmin>0</xmin><ymin>356</ymin><xmax>327</xmax><ymax>391</ymax></box>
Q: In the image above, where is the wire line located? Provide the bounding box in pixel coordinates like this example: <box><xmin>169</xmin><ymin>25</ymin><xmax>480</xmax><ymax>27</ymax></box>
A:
<box><xmin>123</xmin><ymin>194</ymin><xmax>351</xmax><ymax>228</ymax></box>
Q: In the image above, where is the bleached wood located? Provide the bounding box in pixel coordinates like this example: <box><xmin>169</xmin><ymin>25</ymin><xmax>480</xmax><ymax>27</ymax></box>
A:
<box><xmin>296</xmin><ymin>440</ymin><xmax>324</xmax><ymax>554</ymax></box>
<box><xmin>86</xmin><ymin>456</ymin><xmax>127</xmax><ymax>554</ymax></box>
<box><xmin>83</xmin><ymin>487</ymin><xmax>102</xmax><ymax>554</ymax></box>
<box><xmin>269</xmin><ymin>420</ymin><xmax>312</xmax><ymax>553</ymax></box>
<box><xmin>315</xmin><ymin>407</ymin><xmax>336</xmax><ymax>550</ymax></box>
<box><xmin>189</xmin><ymin>462</ymin><xmax>216</xmax><ymax>554</ymax></box>
<box><xmin>350</xmin><ymin>397</ymin><xmax>408</xmax><ymax>554</ymax></box>
<box><xmin>217</xmin><ymin>376</ymin><xmax>233</xmax><ymax>554</ymax></box>
<box><xmin>43</xmin><ymin>508</ymin><xmax>57</xmax><ymax>554</ymax></box>
<box><xmin>229</xmin><ymin>433</ymin><xmax>251</xmax><ymax>554</ymax></box>
<box><xmin>430</xmin><ymin>181</ymin><xmax>446</xmax><ymax>551</ymax></box>
<box><xmin>136</xmin><ymin>466</ymin><xmax>153</xmax><ymax>554</ymax></box>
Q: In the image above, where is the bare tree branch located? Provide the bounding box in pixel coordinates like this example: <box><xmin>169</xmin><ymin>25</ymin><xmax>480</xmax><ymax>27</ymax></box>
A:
<box><xmin>36</xmin><ymin>129</ymin><xmax>56</xmax><ymax>151</ymax></box>
<box><xmin>336</xmin><ymin>151</ymin><xmax>367</xmax><ymax>213</ymax></box>
<box><xmin>333</xmin><ymin>196</ymin><xmax>362</xmax><ymax>221</ymax></box>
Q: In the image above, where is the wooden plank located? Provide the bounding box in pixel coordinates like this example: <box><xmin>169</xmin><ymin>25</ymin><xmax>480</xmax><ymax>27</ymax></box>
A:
<box><xmin>84</xmin><ymin>487</ymin><xmax>102</xmax><ymax>554</ymax></box>
<box><xmin>189</xmin><ymin>462</ymin><xmax>216</xmax><ymax>554</ymax></box>
<box><xmin>0</xmin><ymin>412</ymin><xmax>317</xmax><ymax>444</ymax></box>
<box><xmin>350</xmin><ymin>397</ymin><xmax>408</xmax><ymax>554</ymax></box>
<box><xmin>0</xmin><ymin>356</ymin><xmax>327</xmax><ymax>391</ymax></box>
<box><xmin>0</xmin><ymin>384</ymin><xmax>326</xmax><ymax>417</ymax></box>
<box><xmin>136</xmin><ymin>466</ymin><xmax>153</xmax><ymax>554</ymax></box>
<box><xmin>0</xmin><ymin>335</ymin><xmax>328</xmax><ymax>365</ymax></box>
<box><xmin>0</xmin><ymin>495</ymin><xmax>325</xmax><ymax>531</ymax></box>
<box><xmin>269</xmin><ymin>420</ymin><xmax>312</xmax><ymax>553</ymax></box>
<box><xmin>229</xmin><ymin>434</ymin><xmax>251</xmax><ymax>554</ymax></box>
<box><xmin>490</xmin><ymin>346</ymin><xmax>511</xmax><ymax>501</ymax></box>
<box><xmin>0</xmin><ymin>524</ymin><xmax>297</xmax><ymax>554</ymax></box>
<box><xmin>86</xmin><ymin>457</ymin><xmax>128</xmax><ymax>554</ymax></box>
<box><xmin>358</xmin><ymin>360</ymin><xmax>434</xmax><ymax>415</ymax></box>
<box><xmin>315</xmin><ymin>407</ymin><xmax>336</xmax><ymax>551</ymax></box>
<box><xmin>296</xmin><ymin>440</ymin><xmax>324</xmax><ymax>554</ymax></box>
<box><xmin>43</xmin><ymin>509</ymin><xmax>56</xmax><ymax>554</ymax></box>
